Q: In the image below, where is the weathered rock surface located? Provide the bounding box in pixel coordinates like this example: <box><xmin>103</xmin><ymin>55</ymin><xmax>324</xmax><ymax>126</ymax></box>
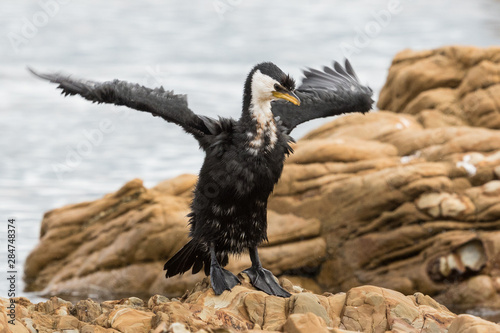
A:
<box><xmin>3</xmin><ymin>282</ymin><xmax>500</xmax><ymax>332</ymax></box>
<box><xmin>24</xmin><ymin>46</ymin><xmax>500</xmax><ymax>313</ymax></box>
<box><xmin>270</xmin><ymin>110</ymin><xmax>500</xmax><ymax>311</ymax></box>
<box><xmin>378</xmin><ymin>45</ymin><xmax>500</xmax><ymax>129</ymax></box>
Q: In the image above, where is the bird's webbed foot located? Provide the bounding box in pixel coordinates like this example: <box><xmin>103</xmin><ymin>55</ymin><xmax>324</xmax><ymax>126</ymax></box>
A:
<box><xmin>242</xmin><ymin>247</ymin><xmax>291</xmax><ymax>298</ymax></box>
<box><xmin>243</xmin><ymin>266</ymin><xmax>291</xmax><ymax>297</ymax></box>
<box><xmin>210</xmin><ymin>265</ymin><xmax>240</xmax><ymax>295</ymax></box>
<box><xmin>209</xmin><ymin>244</ymin><xmax>240</xmax><ymax>295</ymax></box>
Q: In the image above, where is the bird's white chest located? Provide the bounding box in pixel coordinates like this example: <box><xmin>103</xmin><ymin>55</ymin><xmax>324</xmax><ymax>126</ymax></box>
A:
<box><xmin>246</xmin><ymin>100</ymin><xmax>278</xmax><ymax>156</ymax></box>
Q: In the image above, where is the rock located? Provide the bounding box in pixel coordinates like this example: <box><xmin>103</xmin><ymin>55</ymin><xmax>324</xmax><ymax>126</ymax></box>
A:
<box><xmin>288</xmin><ymin>293</ymin><xmax>331</xmax><ymax>326</ymax></box>
<box><xmin>434</xmin><ymin>275</ymin><xmax>499</xmax><ymax>312</ymax></box>
<box><xmin>448</xmin><ymin>314</ymin><xmax>500</xmax><ymax>333</ymax></box>
<box><xmin>267</xmin><ymin>109</ymin><xmax>500</xmax><ymax>310</ymax></box>
<box><xmin>23</xmin><ymin>46</ymin><xmax>500</xmax><ymax>314</ymax></box>
<box><xmin>283</xmin><ymin>313</ymin><xmax>328</xmax><ymax>333</ymax></box>
<box><xmin>108</xmin><ymin>307</ymin><xmax>154</xmax><ymax>332</ymax></box>
<box><xmin>74</xmin><ymin>299</ymin><xmax>103</xmax><ymax>323</ymax></box>
<box><xmin>167</xmin><ymin>323</ymin><xmax>191</xmax><ymax>333</ymax></box>
<box><xmin>378</xmin><ymin>45</ymin><xmax>500</xmax><ymax>129</ymax></box>
<box><xmin>3</xmin><ymin>283</ymin><xmax>500</xmax><ymax>332</ymax></box>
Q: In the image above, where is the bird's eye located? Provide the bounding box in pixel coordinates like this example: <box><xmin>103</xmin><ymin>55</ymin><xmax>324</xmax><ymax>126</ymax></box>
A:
<box><xmin>274</xmin><ymin>83</ymin><xmax>286</xmax><ymax>92</ymax></box>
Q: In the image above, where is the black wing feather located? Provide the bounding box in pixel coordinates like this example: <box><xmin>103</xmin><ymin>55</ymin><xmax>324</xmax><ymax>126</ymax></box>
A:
<box><xmin>28</xmin><ymin>68</ymin><xmax>212</xmax><ymax>139</ymax></box>
<box><xmin>271</xmin><ymin>59</ymin><xmax>373</xmax><ymax>133</ymax></box>
<box><xmin>344</xmin><ymin>59</ymin><xmax>360</xmax><ymax>81</ymax></box>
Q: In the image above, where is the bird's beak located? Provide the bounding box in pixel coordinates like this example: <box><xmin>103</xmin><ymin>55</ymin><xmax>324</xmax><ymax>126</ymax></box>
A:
<box><xmin>272</xmin><ymin>90</ymin><xmax>301</xmax><ymax>106</ymax></box>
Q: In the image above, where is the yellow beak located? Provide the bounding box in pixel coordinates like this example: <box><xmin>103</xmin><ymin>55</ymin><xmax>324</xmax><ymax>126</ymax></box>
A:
<box><xmin>272</xmin><ymin>91</ymin><xmax>301</xmax><ymax>106</ymax></box>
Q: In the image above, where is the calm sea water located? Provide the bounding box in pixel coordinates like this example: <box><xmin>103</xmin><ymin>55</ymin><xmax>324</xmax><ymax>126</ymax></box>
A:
<box><xmin>1</xmin><ymin>0</ymin><xmax>499</xmax><ymax>304</ymax></box>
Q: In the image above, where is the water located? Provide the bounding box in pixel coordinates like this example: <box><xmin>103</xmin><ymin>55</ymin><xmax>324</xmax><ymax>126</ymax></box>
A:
<box><xmin>1</xmin><ymin>0</ymin><xmax>499</xmax><ymax>305</ymax></box>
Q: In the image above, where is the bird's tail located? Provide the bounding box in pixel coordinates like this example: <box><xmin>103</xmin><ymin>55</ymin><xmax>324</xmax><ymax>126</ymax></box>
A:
<box><xmin>164</xmin><ymin>239</ymin><xmax>211</xmax><ymax>277</ymax></box>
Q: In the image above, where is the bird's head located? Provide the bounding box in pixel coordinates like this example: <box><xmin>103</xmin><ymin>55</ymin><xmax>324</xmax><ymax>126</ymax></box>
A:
<box><xmin>243</xmin><ymin>62</ymin><xmax>300</xmax><ymax>110</ymax></box>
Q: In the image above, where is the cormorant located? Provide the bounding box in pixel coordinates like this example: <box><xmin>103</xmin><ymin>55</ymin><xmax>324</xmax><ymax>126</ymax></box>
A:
<box><xmin>30</xmin><ymin>59</ymin><xmax>373</xmax><ymax>297</ymax></box>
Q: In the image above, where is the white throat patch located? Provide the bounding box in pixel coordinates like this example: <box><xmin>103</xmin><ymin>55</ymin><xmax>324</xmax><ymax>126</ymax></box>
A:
<box><xmin>251</xmin><ymin>70</ymin><xmax>278</xmax><ymax>104</ymax></box>
<box><xmin>247</xmin><ymin>70</ymin><xmax>278</xmax><ymax>155</ymax></box>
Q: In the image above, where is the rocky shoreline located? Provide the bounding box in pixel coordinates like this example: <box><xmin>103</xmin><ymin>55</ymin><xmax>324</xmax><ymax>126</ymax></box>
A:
<box><xmin>14</xmin><ymin>45</ymin><xmax>500</xmax><ymax>332</ymax></box>
<box><xmin>3</xmin><ymin>278</ymin><xmax>500</xmax><ymax>332</ymax></box>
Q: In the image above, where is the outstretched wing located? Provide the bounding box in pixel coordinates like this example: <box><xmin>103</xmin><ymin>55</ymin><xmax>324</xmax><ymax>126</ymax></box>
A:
<box><xmin>271</xmin><ymin>59</ymin><xmax>373</xmax><ymax>133</ymax></box>
<box><xmin>28</xmin><ymin>68</ymin><xmax>213</xmax><ymax>139</ymax></box>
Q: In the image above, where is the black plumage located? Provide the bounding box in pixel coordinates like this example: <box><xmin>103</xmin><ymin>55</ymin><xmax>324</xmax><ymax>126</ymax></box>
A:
<box><xmin>30</xmin><ymin>59</ymin><xmax>373</xmax><ymax>297</ymax></box>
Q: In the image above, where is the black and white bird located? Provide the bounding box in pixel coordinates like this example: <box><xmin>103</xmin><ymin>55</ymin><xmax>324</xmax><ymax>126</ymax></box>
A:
<box><xmin>30</xmin><ymin>60</ymin><xmax>373</xmax><ymax>297</ymax></box>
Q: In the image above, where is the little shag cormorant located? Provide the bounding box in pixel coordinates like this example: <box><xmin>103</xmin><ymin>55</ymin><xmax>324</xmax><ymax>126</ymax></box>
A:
<box><xmin>30</xmin><ymin>60</ymin><xmax>373</xmax><ymax>297</ymax></box>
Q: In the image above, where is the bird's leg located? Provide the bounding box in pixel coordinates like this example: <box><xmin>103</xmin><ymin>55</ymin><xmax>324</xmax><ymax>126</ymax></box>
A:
<box><xmin>242</xmin><ymin>246</ymin><xmax>291</xmax><ymax>297</ymax></box>
<box><xmin>209</xmin><ymin>243</ymin><xmax>240</xmax><ymax>295</ymax></box>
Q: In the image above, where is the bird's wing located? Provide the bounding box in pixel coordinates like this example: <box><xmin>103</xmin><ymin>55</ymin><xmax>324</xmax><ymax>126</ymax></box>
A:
<box><xmin>28</xmin><ymin>68</ymin><xmax>213</xmax><ymax>139</ymax></box>
<box><xmin>271</xmin><ymin>59</ymin><xmax>373</xmax><ymax>133</ymax></box>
